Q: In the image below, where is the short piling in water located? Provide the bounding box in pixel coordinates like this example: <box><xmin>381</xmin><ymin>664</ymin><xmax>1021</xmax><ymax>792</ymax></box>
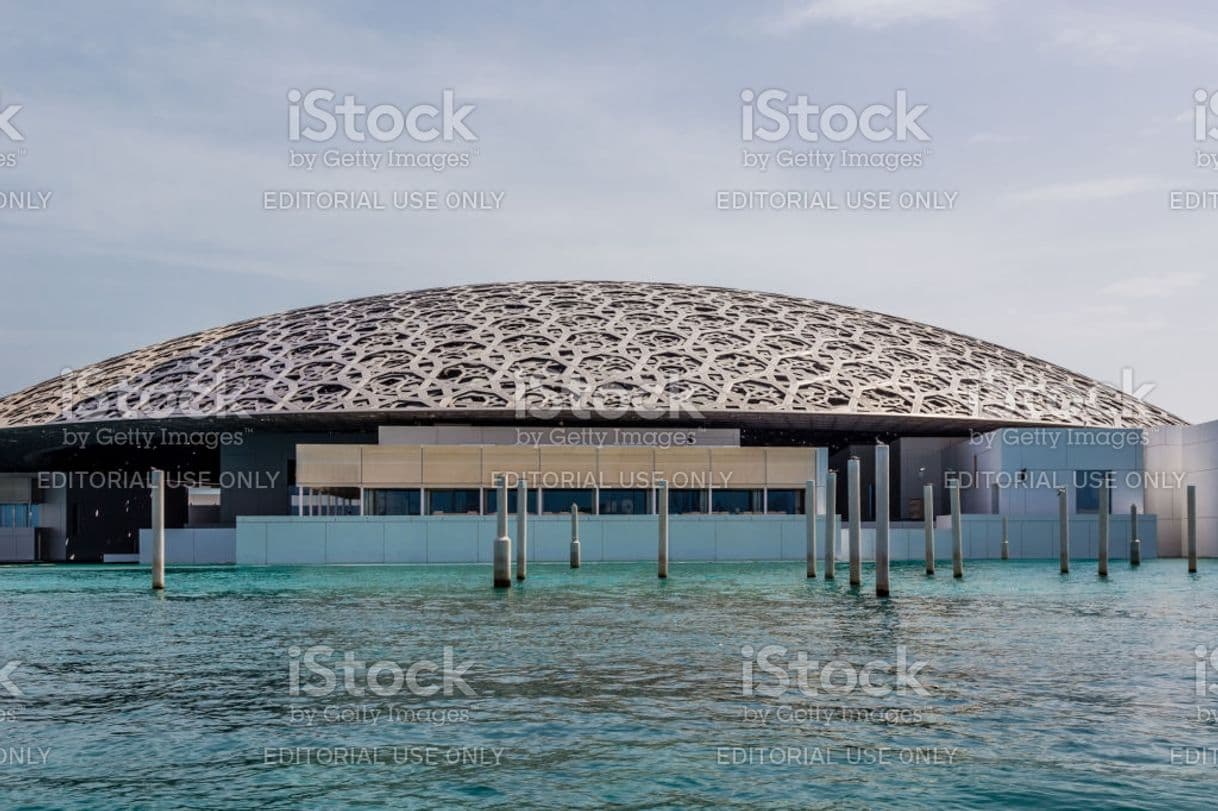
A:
<box><xmin>1058</xmin><ymin>488</ymin><xmax>1070</xmax><ymax>574</ymax></box>
<box><xmin>1001</xmin><ymin>516</ymin><xmax>1010</xmax><ymax>561</ymax></box>
<box><xmin>1187</xmin><ymin>485</ymin><xmax>1197</xmax><ymax>574</ymax></box>
<box><xmin>493</xmin><ymin>475</ymin><xmax>512</xmax><ymax>588</ymax></box>
<box><xmin>875</xmin><ymin>446</ymin><xmax>890</xmax><ymax>598</ymax></box>
<box><xmin>1098</xmin><ymin>477</ymin><xmax>1110</xmax><ymax>578</ymax></box>
<box><xmin>950</xmin><ymin>479</ymin><xmax>963</xmax><ymax>579</ymax></box>
<box><xmin>516</xmin><ymin>478</ymin><xmax>528</xmax><ymax>582</ymax></box>
<box><xmin>923</xmin><ymin>483</ymin><xmax>935</xmax><ymax>575</ymax></box>
<box><xmin>658</xmin><ymin>479</ymin><xmax>669</xmax><ymax>579</ymax></box>
<box><xmin>848</xmin><ymin>458</ymin><xmax>862</xmax><ymax>587</ymax></box>
<box><xmin>151</xmin><ymin>469</ymin><xmax>165</xmax><ymax>591</ymax></box>
<box><xmin>1129</xmin><ymin>504</ymin><xmax>1141</xmax><ymax>567</ymax></box>
<box><xmin>823</xmin><ymin>471</ymin><xmax>837</xmax><ymax>580</ymax></box>
<box><xmin>805</xmin><ymin>479</ymin><xmax>817</xmax><ymax>579</ymax></box>
<box><xmin>570</xmin><ymin>503</ymin><xmax>581</xmax><ymax>569</ymax></box>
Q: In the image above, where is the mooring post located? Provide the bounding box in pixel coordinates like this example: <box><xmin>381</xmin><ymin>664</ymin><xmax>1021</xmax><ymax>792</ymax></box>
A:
<box><xmin>151</xmin><ymin>469</ymin><xmax>165</xmax><ymax>591</ymax></box>
<box><xmin>923</xmin><ymin>483</ymin><xmax>935</xmax><ymax>575</ymax></box>
<box><xmin>1098</xmin><ymin>476</ymin><xmax>1110</xmax><ymax>578</ymax></box>
<box><xmin>516</xmin><ymin>477</ymin><xmax>528</xmax><ymax>582</ymax></box>
<box><xmin>951</xmin><ymin>478</ymin><xmax>963</xmax><ymax>579</ymax></box>
<box><xmin>848</xmin><ymin>458</ymin><xmax>862</xmax><ymax>587</ymax></box>
<box><xmin>824</xmin><ymin>471</ymin><xmax>837</xmax><ymax>580</ymax></box>
<box><xmin>1187</xmin><ymin>484</ymin><xmax>1197</xmax><ymax>574</ymax></box>
<box><xmin>658</xmin><ymin>479</ymin><xmax>669</xmax><ymax>579</ymax></box>
<box><xmin>875</xmin><ymin>446</ymin><xmax>890</xmax><ymax>598</ymax></box>
<box><xmin>570</xmin><ymin>502</ymin><xmax>581</xmax><ymax>569</ymax></box>
<box><xmin>1129</xmin><ymin>503</ymin><xmax>1141</xmax><ymax>567</ymax></box>
<box><xmin>805</xmin><ymin>479</ymin><xmax>817</xmax><ymax>579</ymax></box>
<box><xmin>1001</xmin><ymin>515</ymin><xmax>1010</xmax><ymax>561</ymax></box>
<box><xmin>1058</xmin><ymin>487</ymin><xmax>1070</xmax><ymax>575</ymax></box>
<box><xmin>493</xmin><ymin>475</ymin><xmax>511</xmax><ymax>588</ymax></box>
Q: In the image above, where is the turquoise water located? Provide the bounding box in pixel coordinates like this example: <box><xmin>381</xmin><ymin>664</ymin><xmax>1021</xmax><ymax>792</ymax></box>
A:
<box><xmin>0</xmin><ymin>559</ymin><xmax>1216</xmax><ymax>809</ymax></box>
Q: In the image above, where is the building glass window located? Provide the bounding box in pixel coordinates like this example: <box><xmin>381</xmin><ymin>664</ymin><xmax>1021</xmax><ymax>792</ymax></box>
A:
<box><xmin>598</xmin><ymin>489</ymin><xmax>647</xmax><ymax>515</ymax></box>
<box><xmin>0</xmin><ymin>504</ymin><xmax>36</xmax><ymax>528</ymax></box>
<box><xmin>427</xmin><ymin>489</ymin><xmax>481</xmax><ymax>515</ymax></box>
<box><xmin>484</xmin><ymin>488</ymin><xmax>538</xmax><ymax>515</ymax></box>
<box><xmin>667</xmin><ymin>489</ymin><xmax>707</xmax><ymax>515</ymax></box>
<box><xmin>712</xmin><ymin>489</ymin><xmax>764</xmax><ymax>514</ymax></box>
<box><xmin>1075</xmin><ymin>471</ymin><xmax>1112</xmax><ymax>514</ymax></box>
<box><xmin>366</xmin><ymin>489</ymin><xmax>422</xmax><ymax>516</ymax></box>
<box><xmin>766</xmin><ymin>489</ymin><xmax>805</xmax><ymax>515</ymax></box>
<box><xmin>542</xmin><ymin>489</ymin><xmax>595</xmax><ymax>514</ymax></box>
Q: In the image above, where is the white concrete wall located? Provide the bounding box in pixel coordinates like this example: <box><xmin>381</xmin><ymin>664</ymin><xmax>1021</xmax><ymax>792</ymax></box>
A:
<box><xmin>232</xmin><ymin>514</ymin><xmax>1155</xmax><ymax>565</ymax></box>
<box><xmin>138</xmin><ymin>528</ymin><xmax>236</xmax><ymax>564</ymax></box>
<box><xmin>1147</xmin><ymin>421</ymin><xmax>1218</xmax><ymax>557</ymax></box>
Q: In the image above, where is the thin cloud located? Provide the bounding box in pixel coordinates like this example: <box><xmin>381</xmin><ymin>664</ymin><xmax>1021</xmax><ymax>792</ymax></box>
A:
<box><xmin>1102</xmin><ymin>273</ymin><xmax>1205</xmax><ymax>299</ymax></box>
<box><xmin>768</xmin><ymin>0</ymin><xmax>996</xmax><ymax>32</ymax></box>
<box><xmin>1005</xmin><ymin>176</ymin><xmax>1161</xmax><ymax>203</ymax></box>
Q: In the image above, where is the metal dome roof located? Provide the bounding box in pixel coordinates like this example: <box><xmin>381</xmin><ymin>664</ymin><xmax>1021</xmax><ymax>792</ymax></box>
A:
<box><xmin>0</xmin><ymin>281</ymin><xmax>1184</xmax><ymax>430</ymax></box>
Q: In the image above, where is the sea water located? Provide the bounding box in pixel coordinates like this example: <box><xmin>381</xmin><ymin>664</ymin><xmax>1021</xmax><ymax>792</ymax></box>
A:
<box><xmin>0</xmin><ymin>560</ymin><xmax>1215</xmax><ymax>808</ymax></box>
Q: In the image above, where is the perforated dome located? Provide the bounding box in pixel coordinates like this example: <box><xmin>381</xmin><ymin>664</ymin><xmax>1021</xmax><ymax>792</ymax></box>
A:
<box><xmin>0</xmin><ymin>281</ymin><xmax>1184</xmax><ymax>429</ymax></box>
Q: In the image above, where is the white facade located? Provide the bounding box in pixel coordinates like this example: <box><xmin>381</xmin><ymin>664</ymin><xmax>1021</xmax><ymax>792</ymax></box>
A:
<box><xmin>1146</xmin><ymin>420</ymin><xmax>1218</xmax><ymax>557</ymax></box>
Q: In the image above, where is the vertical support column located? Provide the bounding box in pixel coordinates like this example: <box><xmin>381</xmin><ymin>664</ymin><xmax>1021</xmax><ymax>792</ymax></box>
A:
<box><xmin>805</xmin><ymin>479</ymin><xmax>817</xmax><ymax>579</ymax></box>
<box><xmin>1187</xmin><ymin>484</ymin><xmax>1197</xmax><ymax>574</ymax></box>
<box><xmin>1058</xmin><ymin>487</ymin><xmax>1070</xmax><ymax>575</ymax></box>
<box><xmin>658</xmin><ymin>479</ymin><xmax>669</xmax><ymax>579</ymax></box>
<box><xmin>1129</xmin><ymin>503</ymin><xmax>1141</xmax><ymax>567</ymax></box>
<box><xmin>848</xmin><ymin>457</ymin><xmax>861</xmax><ymax>587</ymax></box>
<box><xmin>923</xmin><ymin>483</ymin><xmax>935</xmax><ymax>575</ymax></box>
<box><xmin>570</xmin><ymin>503</ymin><xmax>581</xmax><ymax>569</ymax></box>
<box><xmin>823</xmin><ymin>471</ymin><xmax>837</xmax><ymax>580</ymax></box>
<box><xmin>1098</xmin><ymin>475</ymin><xmax>1110</xmax><ymax>578</ymax></box>
<box><xmin>875</xmin><ymin>445</ymin><xmax>890</xmax><ymax>598</ymax></box>
<box><xmin>516</xmin><ymin>477</ymin><xmax>528</xmax><ymax>582</ymax></box>
<box><xmin>151</xmin><ymin>469</ymin><xmax>165</xmax><ymax>591</ymax></box>
<box><xmin>493</xmin><ymin>475</ymin><xmax>511</xmax><ymax>589</ymax></box>
<box><xmin>951</xmin><ymin>478</ymin><xmax>963</xmax><ymax>579</ymax></box>
<box><xmin>1001</xmin><ymin>516</ymin><xmax>1010</xmax><ymax>561</ymax></box>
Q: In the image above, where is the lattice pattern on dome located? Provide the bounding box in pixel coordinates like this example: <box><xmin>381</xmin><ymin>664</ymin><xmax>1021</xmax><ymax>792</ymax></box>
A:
<box><xmin>0</xmin><ymin>282</ymin><xmax>1185</xmax><ymax>429</ymax></box>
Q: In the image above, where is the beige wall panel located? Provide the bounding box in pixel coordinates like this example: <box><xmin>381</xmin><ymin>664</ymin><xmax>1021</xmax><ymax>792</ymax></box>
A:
<box><xmin>654</xmin><ymin>447</ymin><xmax>711</xmax><ymax>488</ymax></box>
<box><xmin>421</xmin><ymin>446</ymin><xmax>482</xmax><ymax>487</ymax></box>
<box><xmin>539</xmin><ymin>446</ymin><xmax>599</xmax><ymax>476</ymax></box>
<box><xmin>597</xmin><ymin>447</ymin><xmax>656</xmax><ymax>488</ymax></box>
<box><xmin>710</xmin><ymin>447</ymin><xmax>767</xmax><ymax>488</ymax></box>
<box><xmin>766</xmin><ymin>447</ymin><xmax>817</xmax><ymax>487</ymax></box>
<box><xmin>361</xmin><ymin>445</ymin><xmax>423</xmax><ymax>487</ymax></box>
<box><xmin>480</xmin><ymin>447</ymin><xmax>542</xmax><ymax>485</ymax></box>
<box><xmin>296</xmin><ymin>444</ymin><xmax>362</xmax><ymax>486</ymax></box>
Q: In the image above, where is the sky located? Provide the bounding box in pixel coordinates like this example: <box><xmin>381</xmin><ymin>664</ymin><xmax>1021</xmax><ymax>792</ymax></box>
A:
<box><xmin>0</xmin><ymin>0</ymin><xmax>1214</xmax><ymax>422</ymax></box>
